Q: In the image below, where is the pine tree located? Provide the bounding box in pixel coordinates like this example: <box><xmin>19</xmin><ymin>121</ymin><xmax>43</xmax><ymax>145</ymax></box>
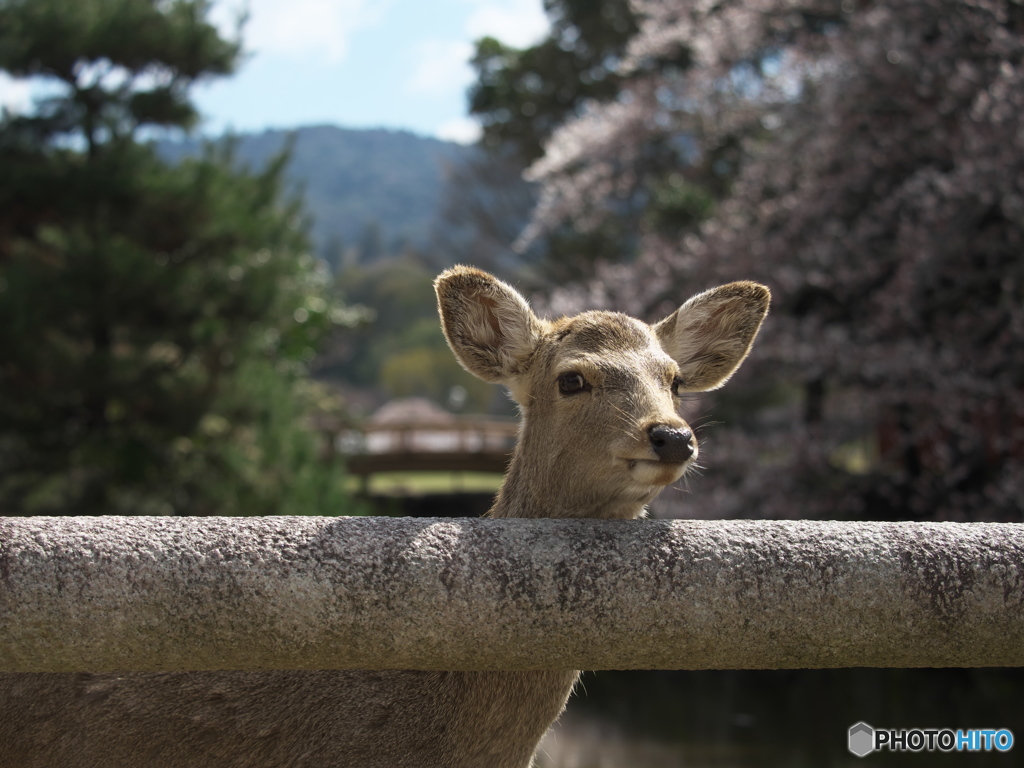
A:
<box><xmin>0</xmin><ymin>0</ymin><xmax>355</xmax><ymax>516</ymax></box>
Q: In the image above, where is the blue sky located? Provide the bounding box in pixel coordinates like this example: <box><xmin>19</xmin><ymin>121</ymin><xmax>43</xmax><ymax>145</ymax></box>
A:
<box><xmin>195</xmin><ymin>0</ymin><xmax>548</xmax><ymax>142</ymax></box>
<box><xmin>0</xmin><ymin>0</ymin><xmax>547</xmax><ymax>143</ymax></box>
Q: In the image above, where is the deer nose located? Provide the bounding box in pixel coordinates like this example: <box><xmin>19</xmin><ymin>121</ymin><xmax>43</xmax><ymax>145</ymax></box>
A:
<box><xmin>648</xmin><ymin>424</ymin><xmax>694</xmax><ymax>463</ymax></box>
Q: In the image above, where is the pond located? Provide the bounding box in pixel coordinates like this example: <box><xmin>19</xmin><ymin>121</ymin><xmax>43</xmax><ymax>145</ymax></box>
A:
<box><xmin>536</xmin><ymin>669</ymin><xmax>1024</xmax><ymax>767</ymax></box>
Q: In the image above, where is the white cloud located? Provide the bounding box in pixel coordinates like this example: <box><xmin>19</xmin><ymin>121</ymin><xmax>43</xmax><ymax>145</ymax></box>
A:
<box><xmin>436</xmin><ymin>116</ymin><xmax>482</xmax><ymax>144</ymax></box>
<box><xmin>0</xmin><ymin>72</ymin><xmax>33</xmax><ymax>115</ymax></box>
<box><xmin>212</xmin><ymin>0</ymin><xmax>391</xmax><ymax>63</ymax></box>
<box><xmin>465</xmin><ymin>0</ymin><xmax>547</xmax><ymax>48</ymax></box>
<box><xmin>408</xmin><ymin>40</ymin><xmax>475</xmax><ymax>96</ymax></box>
<box><xmin>405</xmin><ymin>0</ymin><xmax>546</xmax><ymax>100</ymax></box>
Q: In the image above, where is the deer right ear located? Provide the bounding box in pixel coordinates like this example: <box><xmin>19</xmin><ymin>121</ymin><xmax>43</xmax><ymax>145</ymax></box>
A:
<box><xmin>654</xmin><ymin>280</ymin><xmax>771</xmax><ymax>392</ymax></box>
<box><xmin>435</xmin><ymin>266</ymin><xmax>544</xmax><ymax>383</ymax></box>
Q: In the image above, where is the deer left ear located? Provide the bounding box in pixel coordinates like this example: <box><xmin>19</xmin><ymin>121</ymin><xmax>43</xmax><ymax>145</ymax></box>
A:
<box><xmin>435</xmin><ymin>265</ymin><xmax>544</xmax><ymax>383</ymax></box>
<box><xmin>654</xmin><ymin>281</ymin><xmax>771</xmax><ymax>392</ymax></box>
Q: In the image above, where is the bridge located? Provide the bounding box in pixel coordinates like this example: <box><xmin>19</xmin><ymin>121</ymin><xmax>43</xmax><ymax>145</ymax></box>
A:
<box><xmin>335</xmin><ymin>416</ymin><xmax>519</xmax><ymax>483</ymax></box>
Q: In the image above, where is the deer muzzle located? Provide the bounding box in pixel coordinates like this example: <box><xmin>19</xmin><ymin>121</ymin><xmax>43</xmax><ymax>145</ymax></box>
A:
<box><xmin>647</xmin><ymin>424</ymin><xmax>695</xmax><ymax>464</ymax></box>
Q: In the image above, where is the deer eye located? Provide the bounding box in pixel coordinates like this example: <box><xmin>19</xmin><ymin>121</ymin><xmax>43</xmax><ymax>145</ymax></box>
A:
<box><xmin>671</xmin><ymin>377</ymin><xmax>685</xmax><ymax>397</ymax></box>
<box><xmin>558</xmin><ymin>372</ymin><xmax>590</xmax><ymax>395</ymax></box>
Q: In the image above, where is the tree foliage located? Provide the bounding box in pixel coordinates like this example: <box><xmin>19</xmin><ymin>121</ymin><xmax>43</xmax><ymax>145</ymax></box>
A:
<box><xmin>462</xmin><ymin>0</ymin><xmax>718</xmax><ymax>282</ymax></box>
<box><xmin>523</xmin><ymin>0</ymin><xmax>1024</xmax><ymax>521</ymax></box>
<box><xmin>469</xmin><ymin>0</ymin><xmax>639</xmax><ymax>164</ymax></box>
<box><xmin>329</xmin><ymin>257</ymin><xmax>497</xmax><ymax>413</ymax></box>
<box><xmin>0</xmin><ymin>0</ymin><xmax>356</xmax><ymax>515</ymax></box>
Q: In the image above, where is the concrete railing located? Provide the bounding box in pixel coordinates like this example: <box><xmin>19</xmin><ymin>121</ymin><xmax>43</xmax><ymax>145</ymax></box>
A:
<box><xmin>2</xmin><ymin>516</ymin><xmax>1023</xmax><ymax>673</ymax></box>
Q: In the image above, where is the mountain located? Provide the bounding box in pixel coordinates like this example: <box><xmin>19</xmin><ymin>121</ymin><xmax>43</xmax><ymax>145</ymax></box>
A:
<box><xmin>156</xmin><ymin>125</ymin><xmax>473</xmax><ymax>266</ymax></box>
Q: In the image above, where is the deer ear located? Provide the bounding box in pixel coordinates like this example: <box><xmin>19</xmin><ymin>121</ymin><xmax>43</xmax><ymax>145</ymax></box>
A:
<box><xmin>435</xmin><ymin>266</ymin><xmax>544</xmax><ymax>383</ymax></box>
<box><xmin>654</xmin><ymin>281</ymin><xmax>770</xmax><ymax>392</ymax></box>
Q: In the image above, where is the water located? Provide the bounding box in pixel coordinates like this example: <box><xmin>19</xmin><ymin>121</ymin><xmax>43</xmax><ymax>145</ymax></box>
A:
<box><xmin>538</xmin><ymin>711</ymin><xmax>759</xmax><ymax>768</ymax></box>
<box><xmin>534</xmin><ymin>669</ymin><xmax>1024</xmax><ymax>767</ymax></box>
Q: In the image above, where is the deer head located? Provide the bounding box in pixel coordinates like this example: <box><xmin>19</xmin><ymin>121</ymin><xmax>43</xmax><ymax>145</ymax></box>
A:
<box><xmin>436</xmin><ymin>266</ymin><xmax>770</xmax><ymax>520</ymax></box>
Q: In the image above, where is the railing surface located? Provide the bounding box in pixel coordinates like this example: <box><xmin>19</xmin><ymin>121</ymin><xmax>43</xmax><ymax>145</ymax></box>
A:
<box><xmin>2</xmin><ymin>516</ymin><xmax>1023</xmax><ymax>673</ymax></box>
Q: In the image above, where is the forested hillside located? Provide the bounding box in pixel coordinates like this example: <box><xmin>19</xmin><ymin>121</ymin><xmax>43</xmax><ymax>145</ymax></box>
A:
<box><xmin>158</xmin><ymin>125</ymin><xmax>473</xmax><ymax>265</ymax></box>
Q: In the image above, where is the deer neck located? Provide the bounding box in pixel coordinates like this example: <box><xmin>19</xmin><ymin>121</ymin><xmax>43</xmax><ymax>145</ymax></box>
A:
<box><xmin>487</xmin><ymin>417</ymin><xmax>649</xmax><ymax>520</ymax></box>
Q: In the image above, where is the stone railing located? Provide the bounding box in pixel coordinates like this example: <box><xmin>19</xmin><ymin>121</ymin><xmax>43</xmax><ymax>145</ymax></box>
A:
<box><xmin>2</xmin><ymin>516</ymin><xmax>1023</xmax><ymax>673</ymax></box>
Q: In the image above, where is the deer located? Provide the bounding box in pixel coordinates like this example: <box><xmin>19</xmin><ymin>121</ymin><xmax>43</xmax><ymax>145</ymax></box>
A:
<box><xmin>0</xmin><ymin>266</ymin><xmax>770</xmax><ymax>768</ymax></box>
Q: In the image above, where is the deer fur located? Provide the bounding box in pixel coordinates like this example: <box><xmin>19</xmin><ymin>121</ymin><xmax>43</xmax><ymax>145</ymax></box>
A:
<box><xmin>0</xmin><ymin>266</ymin><xmax>769</xmax><ymax>768</ymax></box>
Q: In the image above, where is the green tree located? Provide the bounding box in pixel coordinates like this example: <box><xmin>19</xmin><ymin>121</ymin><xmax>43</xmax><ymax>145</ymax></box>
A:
<box><xmin>469</xmin><ymin>0</ymin><xmax>639</xmax><ymax>164</ymax></box>
<box><xmin>458</xmin><ymin>0</ymin><xmax>709</xmax><ymax>283</ymax></box>
<box><xmin>329</xmin><ymin>256</ymin><xmax>497</xmax><ymax>413</ymax></box>
<box><xmin>0</xmin><ymin>0</ymin><xmax>356</xmax><ymax>516</ymax></box>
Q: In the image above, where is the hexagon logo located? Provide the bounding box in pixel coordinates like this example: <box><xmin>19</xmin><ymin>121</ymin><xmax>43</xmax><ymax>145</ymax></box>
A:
<box><xmin>849</xmin><ymin>722</ymin><xmax>875</xmax><ymax>757</ymax></box>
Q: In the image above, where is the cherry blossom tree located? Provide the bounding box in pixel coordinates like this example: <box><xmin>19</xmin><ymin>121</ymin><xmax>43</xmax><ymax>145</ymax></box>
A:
<box><xmin>526</xmin><ymin>0</ymin><xmax>1024</xmax><ymax>521</ymax></box>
